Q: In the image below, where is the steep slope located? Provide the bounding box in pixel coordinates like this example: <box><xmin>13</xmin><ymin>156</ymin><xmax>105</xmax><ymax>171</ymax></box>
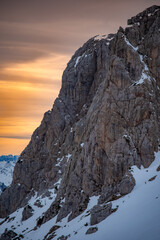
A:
<box><xmin>0</xmin><ymin>5</ymin><xmax>160</xmax><ymax>240</ymax></box>
<box><xmin>1</xmin><ymin>150</ymin><xmax>160</xmax><ymax>240</ymax></box>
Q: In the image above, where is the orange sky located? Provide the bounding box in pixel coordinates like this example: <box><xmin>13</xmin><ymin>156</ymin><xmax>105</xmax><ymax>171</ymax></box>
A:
<box><xmin>0</xmin><ymin>53</ymin><xmax>68</xmax><ymax>154</ymax></box>
<box><xmin>0</xmin><ymin>0</ymin><xmax>160</xmax><ymax>155</ymax></box>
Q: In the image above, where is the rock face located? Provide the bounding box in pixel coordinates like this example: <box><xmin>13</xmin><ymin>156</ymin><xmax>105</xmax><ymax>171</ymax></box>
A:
<box><xmin>22</xmin><ymin>205</ymin><xmax>34</xmax><ymax>221</ymax></box>
<box><xmin>0</xmin><ymin>5</ymin><xmax>160</xmax><ymax>234</ymax></box>
<box><xmin>0</xmin><ymin>230</ymin><xmax>17</xmax><ymax>240</ymax></box>
<box><xmin>86</xmin><ymin>227</ymin><xmax>98</xmax><ymax>234</ymax></box>
<box><xmin>90</xmin><ymin>203</ymin><xmax>112</xmax><ymax>225</ymax></box>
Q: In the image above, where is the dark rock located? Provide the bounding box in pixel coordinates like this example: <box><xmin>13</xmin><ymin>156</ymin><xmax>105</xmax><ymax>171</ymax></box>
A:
<box><xmin>37</xmin><ymin>216</ymin><xmax>44</xmax><ymax>226</ymax></box>
<box><xmin>44</xmin><ymin>225</ymin><xmax>60</xmax><ymax>240</ymax></box>
<box><xmin>90</xmin><ymin>203</ymin><xmax>112</xmax><ymax>225</ymax></box>
<box><xmin>34</xmin><ymin>199</ymin><xmax>43</xmax><ymax>208</ymax></box>
<box><xmin>0</xmin><ymin>229</ymin><xmax>17</xmax><ymax>240</ymax></box>
<box><xmin>86</xmin><ymin>227</ymin><xmax>98</xmax><ymax>234</ymax></box>
<box><xmin>118</xmin><ymin>173</ymin><xmax>135</xmax><ymax>195</ymax></box>
<box><xmin>22</xmin><ymin>205</ymin><xmax>34</xmax><ymax>221</ymax></box>
<box><xmin>148</xmin><ymin>175</ymin><xmax>157</xmax><ymax>181</ymax></box>
<box><xmin>156</xmin><ymin>165</ymin><xmax>160</xmax><ymax>171</ymax></box>
<box><xmin>57</xmin><ymin>236</ymin><xmax>68</xmax><ymax>240</ymax></box>
<box><xmin>40</xmin><ymin>200</ymin><xmax>61</xmax><ymax>225</ymax></box>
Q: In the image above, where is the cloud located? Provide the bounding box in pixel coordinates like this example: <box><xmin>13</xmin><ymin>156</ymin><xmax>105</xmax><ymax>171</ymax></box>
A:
<box><xmin>1</xmin><ymin>0</ymin><xmax>159</xmax><ymax>68</ymax></box>
<box><xmin>0</xmin><ymin>135</ymin><xmax>30</xmax><ymax>140</ymax></box>
<box><xmin>1</xmin><ymin>0</ymin><xmax>159</xmax><ymax>23</ymax></box>
<box><xmin>0</xmin><ymin>0</ymin><xmax>160</xmax><ymax>155</ymax></box>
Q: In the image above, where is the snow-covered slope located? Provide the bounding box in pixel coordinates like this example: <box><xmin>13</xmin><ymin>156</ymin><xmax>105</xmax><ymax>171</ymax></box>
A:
<box><xmin>0</xmin><ymin>151</ymin><xmax>160</xmax><ymax>240</ymax></box>
<box><xmin>0</xmin><ymin>155</ymin><xmax>18</xmax><ymax>194</ymax></box>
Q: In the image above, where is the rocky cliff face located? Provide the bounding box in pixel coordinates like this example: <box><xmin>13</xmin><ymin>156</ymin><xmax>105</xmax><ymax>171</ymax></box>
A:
<box><xmin>0</xmin><ymin>5</ymin><xmax>160</xmax><ymax>235</ymax></box>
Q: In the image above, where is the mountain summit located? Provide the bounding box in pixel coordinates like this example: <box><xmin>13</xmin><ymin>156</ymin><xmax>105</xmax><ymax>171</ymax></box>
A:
<box><xmin>0</xmin><ymin>5</ymin><xmax>160</xmax><ymax>240</ymax></box>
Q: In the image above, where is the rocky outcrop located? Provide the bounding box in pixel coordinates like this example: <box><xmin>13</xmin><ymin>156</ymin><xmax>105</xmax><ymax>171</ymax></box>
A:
<box><xmin>90</xmin><ymin>203</ymin><xmax>112</xmax><ymax>225</ymax></box>
<box><xmin>0</xmin><ymin>6</ymin><xmax>160</xmax><ymax>235</ymax></box>
<box><xmin>86</xmin><ymin>227</ymin><xmax>98</xmax><ymax>234</ymax></box>
<box><xmin>22</xmin><ymin>205</ymin><xmax>34</xmax><ymax>221</ymax></box>
<box><xmin>0</xmin><ymin>230</ymin><xmax>18</xmax><ymax>240</ymax></box>
<box><xmin>126</xmin><ymin>5</ymin><xmax>160</xmax><ymax>86</ymax></box>
<box><xmin>44</xmin><ymin>225</ymin><xmax>60</xmax><ymax>240</ymax></box>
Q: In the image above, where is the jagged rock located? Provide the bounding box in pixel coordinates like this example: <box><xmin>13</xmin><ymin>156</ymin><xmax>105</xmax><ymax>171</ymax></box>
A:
<box><xmin>98</xmin><ymin>185</ymin><xmax>117</xmax><ymax>204</ymax></box>
<box><xmin>40</xmin><ymin>200</ymin><xmax>61</xmax><ymax>225</ymax></box>
<box><xmin>157</xmin><ymin>165</ymin><xmax>160</xmax><ymax>171</ymax></box>
<box><xmin>118</xmin><ymin>172</ymin><xmax>135</xmax><ymax>195</ymax></box>
<box><xmin>148</xmin><ymin>175</ymin><xmax>157</xmax><ymax>181</ymax></box>
<box><xmin>0</xmin><ymin>6</ymin><xmax>160</xmax><ymax>232</ymax></box>
<box><xmin>0</xmin><ymin>183</ymin><xmax>6</xmax><ymax>193</ymax></box>
<box><xmin>44</xmin><ymin>225</ymin><xmax>60</xmax><ymax>240</ymax></box>
<box><xmin>90</xmin><ymin>203</ymin><xmax>112</xmax><ymax>225</ymax></box>
<box><xmin>59</xmin><ymin>193</ymin><xmax>89</xmax><ymax>222</ymax></box>
<box><xmin>34</xmin><ymin>199</ymin><xmax>43</xmax><ymax>208</ymax></box>
<box><xmin>22</xmin><ymin>204</ymin><xmax>34</xmax><ymax>221</ymax></box>
<box><xmin>0</xmin><ymin>229</ymin><xmax>17</xmax><ymax>240</ymax></box>
<box><xmin>57</xmin><ymin>236</ymin><xmax>68</xmax><ymax>240</ymax></box>
<box><xmin>44</xmin><ymin>234</ymin><xmax>56</xmax><ymax>240</ymax></box>
<box><xmin>86</xmin><ymin>227</ymin><xmax>98</xmax><ymax>234</ymax></box>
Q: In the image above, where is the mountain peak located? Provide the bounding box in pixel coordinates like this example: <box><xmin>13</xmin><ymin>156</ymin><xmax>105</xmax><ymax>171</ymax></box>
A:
<box><xmin>128</xmin><ymin>5</ymin><xmax>160</xmax><ymax>25</ymax></box>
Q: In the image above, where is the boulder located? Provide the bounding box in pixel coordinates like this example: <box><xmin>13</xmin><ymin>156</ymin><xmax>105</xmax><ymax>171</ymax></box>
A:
<box><xmin>22</xmin><ymin>205</ymin><xmax>34</xmax><ymax>221</ymax></box>
<box><xmin>90</xmin><ymin>203</ymin><xmax>112</xmax><ymax>225</ymax></box>
<box><xmin>86</xmin><ymin>227</ymin><xmax>98</xmax><ymax>234</ymax></box>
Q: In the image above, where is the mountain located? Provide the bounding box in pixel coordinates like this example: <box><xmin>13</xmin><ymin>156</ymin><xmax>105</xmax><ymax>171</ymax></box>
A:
<box><xmin>0</xmin><ymin>151</ymin><xmax>160</xmax><ymax>240</ymax></box>
<box><xmin>0</xmin><ymin>5</ymin><xmax>160</xmax><ymax>240</ymax></box>
<box><xmin>0</xmin><ymin>155</ymin><xmax>18</xmax><ymax>194</ymax></box>
<box><xmin>0</xmin><ymin>155</ymin><xmax>19</xmax><ymax>162</ymax></box>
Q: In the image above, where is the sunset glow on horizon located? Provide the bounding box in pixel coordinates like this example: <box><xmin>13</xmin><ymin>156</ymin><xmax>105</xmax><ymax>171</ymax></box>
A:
<box><xmin>0</xmin><ymin>53</ymin><xmax>69</xmax><ymax>154</ymax></box>
<box><xmin>1</xmin><ymin>0</ymin><xmax>160</xmax><ymax>155</ymax></box>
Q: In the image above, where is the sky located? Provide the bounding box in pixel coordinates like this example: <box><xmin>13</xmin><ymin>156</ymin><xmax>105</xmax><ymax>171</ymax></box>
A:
<box><xmin>0</xmin><ymin>0</ymin><xmax>160</xmax><ymax>155</ymax></box>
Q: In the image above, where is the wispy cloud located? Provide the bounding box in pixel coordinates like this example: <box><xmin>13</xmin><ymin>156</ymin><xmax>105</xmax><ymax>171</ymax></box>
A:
<box><xmin>0</xmin><ymin>135</ymin><xmax>30</xmax><ymax>140</ymax></box>
<box><xmin>0</xmin><ymin>0</ymin><xmax>159</xmax><ymax>154</ymax></box>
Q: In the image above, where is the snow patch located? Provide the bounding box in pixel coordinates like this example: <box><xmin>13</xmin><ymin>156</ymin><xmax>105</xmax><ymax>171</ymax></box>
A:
<box><xmin>135</xmin><ymin>54</ymin><xmax>151</xmax><ymax>85</ymax></box>
<box><xmin>55</xmin><ymin>178</ymin><xmax>62</xmax><ymax>186</ymax></box>
<box><xmin>124</xmin><ymin>36</ymin><xmax>151</xmax><ymax>85</ymax></box>
<box><xmin>0</xmin><ymin>188</ymin><xmax>57</xmax><ymax>239</ymax></box>
<box><xmin>1</xmin><ymin>150</ymin><xmax>160</xmax><ymax>239</ymax></box>
<box><xmin>124</xmin><ymin>36</ymin><xmax>138</xmax><ymax>51</ymax></box>
<box><xmin>66</xmin><ymin>154</ymin><xmax>72</xmax><ymax>162</ymax></box>
<box><xmin>55</xmin><ymin>156</ymin><xmax>64</xmax><ymax>167</ymax></box>
<box><xmin>94</xmin><ymin>35</ymin><xmax>107</xmax><ymax>41</ymax></box>
<box><xmin>55</xmin><ymin>153</ymin><xmax>71</xmax><ymax>167</ymax></box>
<box><xmin>74</xmin><ymin>56</ymin><xmax>81</xmax><ymax>68</ymax></box>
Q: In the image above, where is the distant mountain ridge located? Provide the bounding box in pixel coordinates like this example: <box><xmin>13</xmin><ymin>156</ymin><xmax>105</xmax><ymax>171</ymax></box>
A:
<box><xmin>0</xmin><ymin>155</ymin><xmax>19</xmax><ymax>162</ymax></box>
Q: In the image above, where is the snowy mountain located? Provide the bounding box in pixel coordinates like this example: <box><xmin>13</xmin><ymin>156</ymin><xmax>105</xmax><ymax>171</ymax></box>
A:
<box><xmin>0</xmin><ymin>5</ymin><xmax>160</xmax><ymax>240</ymax></box>
<box><xmin>0</xmin><ymin>155</ymin><xmax>18</xmax><ymax>194</ymax></box>
<box><xmin>0</xmin><ymin>150</ymin><xmax>160</xmax><ymax>240</ymax></box>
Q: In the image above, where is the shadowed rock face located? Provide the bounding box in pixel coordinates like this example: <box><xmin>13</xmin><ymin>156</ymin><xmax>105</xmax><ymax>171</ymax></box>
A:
<box><xmin>0</xmin><ymin>6</ymin><xmax>160</xmax><ymax>224</ymax></box>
